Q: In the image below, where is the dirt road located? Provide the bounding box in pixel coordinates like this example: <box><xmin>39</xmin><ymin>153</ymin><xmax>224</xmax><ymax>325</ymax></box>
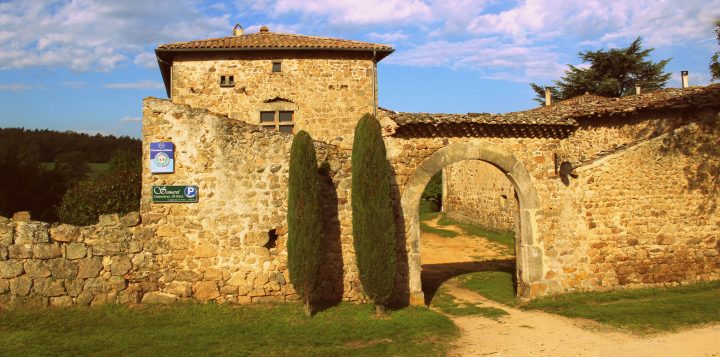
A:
<box><xmin>419</xmin><ymin>217</ymin><xmax>720</xmax><ymax>357</ymax></box>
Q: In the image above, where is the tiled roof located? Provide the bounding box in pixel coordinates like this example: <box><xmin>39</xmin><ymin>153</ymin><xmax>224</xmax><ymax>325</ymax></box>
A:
<box><xmin>385</xmin><ymin>84</ymin><xmax>720</xmax><ymax>137</ymax></box>
<box><xmin>157</xmin><ymin>29</ymin><xmax>394</xmax><ymax>57</ymax></box>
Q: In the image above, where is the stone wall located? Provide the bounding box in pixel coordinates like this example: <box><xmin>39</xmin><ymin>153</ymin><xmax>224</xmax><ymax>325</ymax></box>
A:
<box><xmin>443</xmin><ymin>160</ymin><xmax>518</xmax><ymax>232</ymax></box>
<box><xmin>170</xmin><ymin>51</ymin><xmax>375</xmax><ymax>147</ymax></box>
<box><xmin>0</xmin><ymin>212</ymin><xmax>153</xmax><ymax>308</ymax></box>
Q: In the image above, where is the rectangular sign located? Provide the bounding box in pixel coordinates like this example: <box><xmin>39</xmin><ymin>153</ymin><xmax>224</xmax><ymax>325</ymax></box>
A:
<box><xmin>152</xmin><ymin>185</ymin><xmax>198</xmax><ymax>203</ymax></box>
<box><xmin>150</xmin><ymin>142</ymin><xmax>174</xmax><ymax>174</ymax></box>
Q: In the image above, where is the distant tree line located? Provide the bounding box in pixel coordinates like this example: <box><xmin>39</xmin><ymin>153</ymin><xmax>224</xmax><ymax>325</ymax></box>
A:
<box><xmin>0</xmin><ymin>128</ymin><xmax>141</xmax><ymax>224</ymax></box>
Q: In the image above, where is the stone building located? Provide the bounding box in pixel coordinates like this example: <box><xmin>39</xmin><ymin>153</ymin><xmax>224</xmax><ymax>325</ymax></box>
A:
<box><xmin>1</xmin><ymin>27</ymin><xmax>719</xmax><ymax>308</ymax></box>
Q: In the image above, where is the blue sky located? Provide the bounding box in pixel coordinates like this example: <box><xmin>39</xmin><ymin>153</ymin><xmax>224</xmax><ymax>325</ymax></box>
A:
<box><xmin>0</xmin><ymin>0</ymin><xmax>718</xmax><ymax>138</ymax></box>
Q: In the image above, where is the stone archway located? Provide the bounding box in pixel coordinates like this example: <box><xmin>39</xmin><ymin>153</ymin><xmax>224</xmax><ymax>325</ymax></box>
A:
<box><xmin>400</xmin><ymin>143</ymin><xmax>543</xmax><ymax>305</ymax></box>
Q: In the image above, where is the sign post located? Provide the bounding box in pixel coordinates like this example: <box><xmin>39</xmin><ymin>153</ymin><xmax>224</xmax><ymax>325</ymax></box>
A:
<box><xmin>150</xmin><ymin>142</ymin><xmax>174</xmax><ymax>174</ymax></box>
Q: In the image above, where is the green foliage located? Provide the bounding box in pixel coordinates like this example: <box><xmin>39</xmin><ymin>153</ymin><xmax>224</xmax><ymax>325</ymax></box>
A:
<box><xmin>525</xmin><ymin>280</ymin><xmax>720</xmax><ymax>333</ymax></box>
<box><xmin>351</xmin><ymin>114</ymin><xmax>396</xmax><ymax>308</ymax></box>
<box><xmin>287</xmin><ymin>131</ymin><xmax>323</xmax><ymax>313</ymax></box>
<box><xmin>0</xmin><ymin>303</ymin><xmax>458</xmax><ymax>356</ymax></box>
<box><xmin>711</xmin><ymin>21</ymin><xmax>720</xmax><ymax>81</ymax></box>
<box><xmin>531</xmin><ymin>37</ymin><xmax>671</xmax><ymax>105</ymax></box>
<box><xmin>420</xmin><ymin>171</ymin><xmax>442</xmax><ymax>207</ymax></box>
<box><xmin>57</xmin><ymin>150</ymin><xmax>141</xmax><ymax>225</ymax></box>
<box><xmin>457</xmin><ymin>271</ymin><xmax>519</xmax><ymax>307</ymax></box>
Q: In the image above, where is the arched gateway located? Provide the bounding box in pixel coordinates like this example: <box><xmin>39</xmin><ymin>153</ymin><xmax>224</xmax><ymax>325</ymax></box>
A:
<box><xmin>400</xmin><ymin>143</ymin><xmax>543</xmax><ymax>305</ymax></box>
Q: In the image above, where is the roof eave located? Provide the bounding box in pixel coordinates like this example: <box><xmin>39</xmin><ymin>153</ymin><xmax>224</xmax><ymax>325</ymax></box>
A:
<box><xmin>155</xmin><ymin>46</ymin><xmax>394</xmax><ymax>61</ymax></box>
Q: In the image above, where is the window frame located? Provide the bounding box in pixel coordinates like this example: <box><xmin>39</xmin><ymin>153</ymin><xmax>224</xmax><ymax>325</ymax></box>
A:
<box><xmin>271</xmin><ymin>61</ymin><xmax>282</xmax><ymax>73</ymax></box>
<box><xmin>259</xmin><ymin>110</ymin><xmax>294</xmax><ymax>133</ymax></box>
<box><xmin>219</xmin><ymin>75</ymin><xmax>235</xmax><ymax>87</ymax></box>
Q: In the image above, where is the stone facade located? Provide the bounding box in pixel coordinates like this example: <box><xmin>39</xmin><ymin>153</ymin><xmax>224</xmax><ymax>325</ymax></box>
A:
<box><xmin>169</xmin><ymin>51</ymin><xmax>375</xmax><ymax>147</ymax></box>
<box><xmin>442</xmin><ymin>160</ymin><xmax>517</xmax><ymax>232</ymax></box>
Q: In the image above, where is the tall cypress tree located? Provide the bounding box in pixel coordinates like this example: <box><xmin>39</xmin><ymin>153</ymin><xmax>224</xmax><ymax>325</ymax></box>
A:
<box><xmin>351</xmin><ymin>114</ymin><xmax>396</xmax><ymax>316</ymax></box>
<box><xmin>287</xmin><ymin>130</ymin><xmax>322</xmax><ymax>316</ymax></box>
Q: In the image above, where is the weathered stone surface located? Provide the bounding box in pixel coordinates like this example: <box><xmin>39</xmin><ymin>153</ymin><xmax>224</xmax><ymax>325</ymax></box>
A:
<box><xmin>15</xmin><ymin>222</ymin><xmax>49</xmax><ymax>244</ymax></box>
<box><xmin>226</xmin><ymin>272</ymin><xmax>247</xmax><ymax>286</ymax></box>
<box><xmin>98</xmin><ymin>214</ymin><xmax>120</xmax><ymax>227</ymax></box>
<box><xmin>24</xmin><ymin>260</ymin><xmax>51</xmax><ymax>278</ymax></box>
<box><xmin>9</xmin><ymin>276</ymin><xmax>31</xmax><ymax>296</ymax></box>
<box><xmin>50</xmin><ymin>224</ymin><xmax>80</xmax><ymax>243</ymax></box>
<box><xmin>47</xmin><ymin>259</ymin><xmax>78</xmax><ymax>279</ymax></box>
<box><xmin>175</xmin><ymin>270</ymin><xmax>203</xmax><ymax>283</ymax></box>
<box><xmin>203</xmin><ymin>268</ymin><xmax>223</xmax><ymax>281</ymax></box>
<box><xmin>77</xmin><ymin>257</ymin><xmax>103</xmax><ymax>279</ymax></box>
<box><xmin>76</xmin><ymin>292</ymin><xmax>94</xmax><ymax>306</ymax></box>
<box><xmin>108</xmin><ymin>276</ymin><xmax>127</xmax><ymax>291</ymax></box>
<box><xmin>194</xmin><ymin>244</ymin><xmax>217</xmax><ymax>258</ymax></box>
<box><xmin>0</xmin><ymin>226</ymin><xmax>12</xmax><ymax>247</ymax></box>
<box><xmin>34</xmin><ymin>278</ymin><xmax>66</xmax><ymax>297</ymax></box>
<box><xmin>121</xmin><ymin>212</ymin><xmax>141</xmax><ymax>227</ymax></box>
<box><xmin>83</xmin><ymin>277</ymin><xmax>106</xmax><ymax>294</ymax></box>
<box><xmin>110</xmin><ymin>257</ymin><xmax>132</xmax><ymax>276</ymax></box>
<box><xmin>50</xmin><ymin>295</ymin><xmax>73</xmax><ymax>307</ymax></box>
<box><xmin>12</xmin><ymin>211</ymin><xmax>31</xmax><ymax>221</ymax></box>
<box><xmin>33</xmin><ymin>243</ymin><xmax>62</xmax><ymax>259</ymax></box>
<box><xmin>0</xmin><ymin>260</ymin><xmax>24</xmax><ymax>278</ymax></box>
<box><xmin>65</xmin><ymin>279</ymin><xmax>85</xmax><ymax>297</ymax></box>
<box><xmin>165</xmin><ymin>282</ymin><xmax>192</xmax><ymax>298</ymax></box>
<box><xmin>142</xmin><ymin>291</ymin><xmax>179</xmax><ymax>304</ymax></box>
<box><xmin>65</xmin><ymin>243</ymin><xmax>87</xmax><ymax>260</ymax></box>
<box><xmin>193</xmin><ymin>281</ymin><xmax>219</xmax><ymax>301</ymax></box>
<box><xmin>8</xmin><ymin>244</ymin><xmax>32</xmax><ymax>259</ymax></box>
<box><xmin>0</xmin><ymin>278</ymin><xmax>8</xmax><ymax>294</ymax></box>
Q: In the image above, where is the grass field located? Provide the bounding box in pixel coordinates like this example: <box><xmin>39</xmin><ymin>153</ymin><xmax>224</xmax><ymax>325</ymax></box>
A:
<box><xmin>457</xmin><ymin>271</ymin><xmax>720</xmax><ymax>332</ymax></box>
<box><xmin>0</xmin><ymin>303</ymin><xmax>458</xmax><ymax>357</ymax></box>
<box><xmin>430</xmin><ymin>286</ymin><xmax>508</xmax><ymax>319</ymax></box>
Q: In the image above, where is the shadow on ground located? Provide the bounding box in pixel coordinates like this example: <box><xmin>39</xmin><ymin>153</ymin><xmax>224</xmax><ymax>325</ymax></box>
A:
<box><xmin>422</xmin><ymin>259</ymin><xmax>515</xmax><ymax>305</ymax></box>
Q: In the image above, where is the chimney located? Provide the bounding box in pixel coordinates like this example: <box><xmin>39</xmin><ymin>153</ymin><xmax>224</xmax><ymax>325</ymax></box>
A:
<box><xmin>544</xmin><ymin>87</ymin><xmax>553</xmax><ymax>106</ymax></box>
<box><xmin>681</xmin><ymin>71</ymin><xmax>689</xmax><ymax>88</ymax></box>
<box><xmin>635</xmin><ymin>84</ymin><xmax>641</xmax><ymax>95</ymax></box>
<box><xmin>233</xmin><ymin>23</ymin><xmax>244</xmax><ymax>36</ymax></box>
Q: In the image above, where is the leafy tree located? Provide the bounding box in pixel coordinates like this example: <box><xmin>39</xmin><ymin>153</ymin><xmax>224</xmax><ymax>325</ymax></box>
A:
<box><xmin>711</xmin><ymin>20</ymin><xmax>720</xmax><ymax>82</ymax></box>
<box><xmin>531</xmin><ymin>38</ymin><xmax>671</xmax><ymax>105</ymax></box>
<box><xmin>287</xmin><ymin>131</ymin><xmax>323</xmax><ymax>316</ymax></box>
<box><xmin>421</xmin><ymin>171</ymin><xmax>443</xmax><ymax>211</ymax></box>
<box><xmin>57</xmin><ymin>150</ymin><xmax>141</xmax><ymax>225</ymax></box>
<box><xmin>351</xmin><ymin>114</ymin><xmax>396</xmax><ymax>316</ymax></box>
<box><xmin>53</xmin><ymin>151</ymin><xmax>90</xmax><ymax>182</ymax></box>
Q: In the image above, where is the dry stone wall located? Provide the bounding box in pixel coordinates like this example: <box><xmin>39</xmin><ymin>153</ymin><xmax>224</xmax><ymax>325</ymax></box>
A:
<box><xmin>443</xmin><ymin>160</ymin><xmax>518</xmax><ymax>232</ymax></box>
<box><xmin>170</xmin><ymin>51</ymin><xmax>375</xmax><ymax>147</ymax></box>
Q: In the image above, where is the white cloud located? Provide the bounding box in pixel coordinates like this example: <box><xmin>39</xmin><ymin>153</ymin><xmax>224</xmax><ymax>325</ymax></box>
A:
<box><xmin>0</xmin><ymin>1</ymin><xmax>231</xmax><ymax>71</ymax></box>
<box><xmin>388</xmin><ymin>38</ymin><xmax>565</xmax><ymax>82</ymax></box>
<box><xmin>367</xmin><ymin>31</ymin><xmax>409</xmax><ymax>43</ymax></box>
<box><xmin>245</xmin><ymin>23</ymin><xmax>301</xmax><ymax>34</ymax></box>
<box><xmin>271</xmin><ymin>0</ymin><xmax>434</xmax><ymax>27</ymax></box>
<box><xmin>133</xmin><ymin>52</ymin><xmax>158</xmax><ymax>69</ymax></box>
<box><xmin>120</xmin><ymin>116</ymin><xmax>142</xmax><ymax>123</ymax></box>
<box><xmin>104</xmin><ymin>80</ymin><xmax>164</xmax><ymax>90</ymax></box>
<box><xmin>0</xmin><ymin>83</ymin><xmax>32</xmax><ymax>91</ymax></box>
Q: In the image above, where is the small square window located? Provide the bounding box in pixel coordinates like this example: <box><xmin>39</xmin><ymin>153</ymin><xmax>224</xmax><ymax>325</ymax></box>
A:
<box><xmin>278</xmin><ymin>111</ymin><xmax>293</xmax><ymax>122</ymax></box>
<box><xmin>220</xmin><ymin>75</ymin><xmax>235</xmax><ymax>87</ymax></box>
<box><xmin>260</xmin><ymin>111</ymin><xmax>275</xmax><ymax>123</ymax></box>
<box><xmin>272</xmin><ymin>61</ymin><xmax>282</xmax><ymax>73</ymax></box>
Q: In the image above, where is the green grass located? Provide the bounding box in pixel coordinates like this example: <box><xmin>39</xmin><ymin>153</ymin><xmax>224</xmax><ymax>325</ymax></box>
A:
<box><xmin>431</xmin><ymin>287</ymin><xmax>508</xmax><ymax>319</ymax></box>
<box><xmin>525</xmin><ymin>281</ymin><xmax>720</xmax><ymax>333</ymax></box>
<box><xmin>457</xmin><ymin>271</ymin><xmax>519</xmax><ymax>307</ymax></box>
<box><xmin>436</xmin><ymin>215</ymin><xmax>515</xmax><ymax>250</ymax></box>
<box><xmin>0</xmin><ymin>303</ymin><xmax>458</xmax><ymax>356</ymax></box>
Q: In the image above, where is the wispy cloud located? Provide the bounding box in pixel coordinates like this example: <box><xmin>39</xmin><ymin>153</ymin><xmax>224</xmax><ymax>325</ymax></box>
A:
<box><xmin>0</xmin><ymin>83</ymin><xmax>32</xmax><ymax>91</ymax></box>
<box><xmin>133</xmin><ymin>52</ymin><xmax>158</xmax><ymax>69</ymax></box>
<box><xmin>104</xmin><ymin>80</ymin><xmax>164</xmax><ymax>90</ymax></box>
<box><xmin>367</xmin><ymin>31</ymin><xmax>409</xmax><ymax>43</ymax></box>
<box><xmin>120</xmin><ymin>116</ymin><xmax>142</xmax><ymax>123</ymax></box>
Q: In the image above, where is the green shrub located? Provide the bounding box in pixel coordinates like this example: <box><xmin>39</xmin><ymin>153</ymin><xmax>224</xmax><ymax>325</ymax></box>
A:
<box><xmin>351</xmin><ymin>114</ymin><xmax>396</xmax><ymax>316</ymax></box>
<box><xmin>287</xmin><ymin>131</ymin><xmax>323</xmax><ymax>316</ymax></box>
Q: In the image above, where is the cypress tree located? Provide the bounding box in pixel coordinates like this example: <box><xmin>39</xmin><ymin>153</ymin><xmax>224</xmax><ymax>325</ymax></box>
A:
<box><xmin>287</xmin><ymin>130</ymin><xmax>322</xmax><ymax>316</ymax></box>
<box><xmin>351</xmin><ymin>114</ymin><xmax>396</xmax><ymax>316</ymax></box>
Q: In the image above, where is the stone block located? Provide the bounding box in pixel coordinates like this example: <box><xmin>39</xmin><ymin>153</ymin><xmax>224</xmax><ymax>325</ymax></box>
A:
<box><xmin>0</xmin><ymin>278</ymin><xmax>8</xmax><ymax>294</ymax></box>
<box><xmin>9</xmin><ymin>276</ymin><xmax>32</xmax><ymax>296</ymax></box>
<box><xmin>8</xmin><ymin>245</ymin><xmax>32</xmax><ymax>259</ymax></box>
<box><xmin>0</xmin><ymin>227</ymin><xmax>12</xmax><ymax>247</ymax></box>
<box><xmin>65</xmin><ymin>279</ymin><xmax>85</xmax><ymax>297</ymax></box>
<box><xmin>142</xmin><ymin>291</ymin><xmax>179</xmax><ymax>304</ymax></box>
<box><xmin>33</xmin><ymin>243</ymin><xmax>62</xmax><ymax>259</ymax></box>
<box><xmin>50</xmin><ymin>224</ymin><xmax>80</xmax><ymax>243</ymax></box>
<box><xmin>34</xmin><ymin>278</ymin><xmax>66</xmax><ymax>297</ymax></box>
<box><xmin>219</xmin><ymin>285</ymin><xmax>238</xmax><ymax>295</ymax></box>
<box><xmin>12</xmin><ymin>211</ymin><xmax>31</xmax><ymax>221</ymax></box>
<box><xmin>0</xmin><ymin>260</ymin><xmax>24</xmax><ymax>278</ymax></box>
<box><xmin>91</xmin><ymin>292</ymin><xmax>117</xmax><ymax>306</ymax></box>
<box><xmin>110</xmin><ymin>256</ymin><xmax>132</xmax><ymax>276</ymax></box>
<box><xmin>194</xmin><ymin>244</ymin><xmax>217</xmax><ymax>258</ymax></box>
<box><xmin>47</xmin><ymin>259</ymin><xmax>78</xmax><ymax>279</ymax></box>
<box><xmin>120</xmin><ymin>212</ymin><xmax>141</xmax><ymax>227</ymax></box>
<box><xmin>14</xmin><ymin>222</ymin><xmax>49</xmax><ymax>244</ymax></box>
<box><xmin>91</xmin><ymin>242</ymin><xmax>124</xmax><ymax>256</ymax></box>
<box><xmin>24</xmin><ymin>260</ymin><xmax>51</xmax><ymax>278</ymax></box>
<box><xmin>203</xmin><ymin>268</ymin><xmax>223</xmax><ymax>281</ymax></box>
<box><xmin>77</xmin><ymin>258</ymin><xmax>104</xmax><ymax>279</ymax></box>
<box><xmin>98</xmin><ymin>214</ymin><xmax>120</xmax><ymax>227</ymax></box>
<box><xmin>76</xmin><ymin>292</ymin><xmax>94</xmax><ymax>306</ymax></box>
<box><xmin>83</xmin><ymin>277</ymin><xmax>106</xmax><ymax>294</ymax></box>
<box><xmin>50</xmin><ymin>296</ymin><xmax>73</xmax><ymax>307</ymax></box>
<box><xmin>108</xmin><ymin>276</ymin><xmax>127</xmax><ymax>291</ymax></box>
<box><xmin>175</xmin><ymin>270</ymin><xmax>203</xmax><ymax>283</ymax></box>
<box><xmin>65</xmin><ymin>243</ymin><xmax>87</xmax><ymax>260</ymax></box>
<box><xmin>192</xmin><ymin>281</ymin><xmax>219</xmax><ymax>301</ymax></box>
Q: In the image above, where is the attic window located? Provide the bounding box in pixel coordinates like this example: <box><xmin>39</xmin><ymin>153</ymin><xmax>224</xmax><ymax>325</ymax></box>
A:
<box><xmin>272</xmin><ymin>61</ymin><xmax>282</xmax><ymax>73</ymax></box>
<box><xmin>220</xmin><ymin>75</ymin><xmax>235</xmax><ymax>87</ymax></box>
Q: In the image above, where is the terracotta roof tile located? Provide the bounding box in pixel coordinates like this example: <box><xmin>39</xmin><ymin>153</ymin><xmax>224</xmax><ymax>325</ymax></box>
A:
<box><xmin>157</xmin><ymin>30</ymin><xmax>394</xmax><ymax>54</ymax></box>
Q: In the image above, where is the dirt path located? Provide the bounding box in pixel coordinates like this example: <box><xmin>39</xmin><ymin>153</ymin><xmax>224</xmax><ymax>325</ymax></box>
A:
<box><xmin>420</xmin><ymin>217</ymin><xmax>720</xmax><ymax>357</ymax></box>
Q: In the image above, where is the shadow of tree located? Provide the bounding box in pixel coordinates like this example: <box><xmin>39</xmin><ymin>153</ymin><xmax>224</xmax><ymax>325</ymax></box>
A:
<box><xmin>314</xmin><ymin>160</ymin><xmax>344</xmax><ymax>311</ymax></box>
<box><xmin>421</xmin><ymin>259</ymin><xmax>516</xmax><ymax>306</ymax></box>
